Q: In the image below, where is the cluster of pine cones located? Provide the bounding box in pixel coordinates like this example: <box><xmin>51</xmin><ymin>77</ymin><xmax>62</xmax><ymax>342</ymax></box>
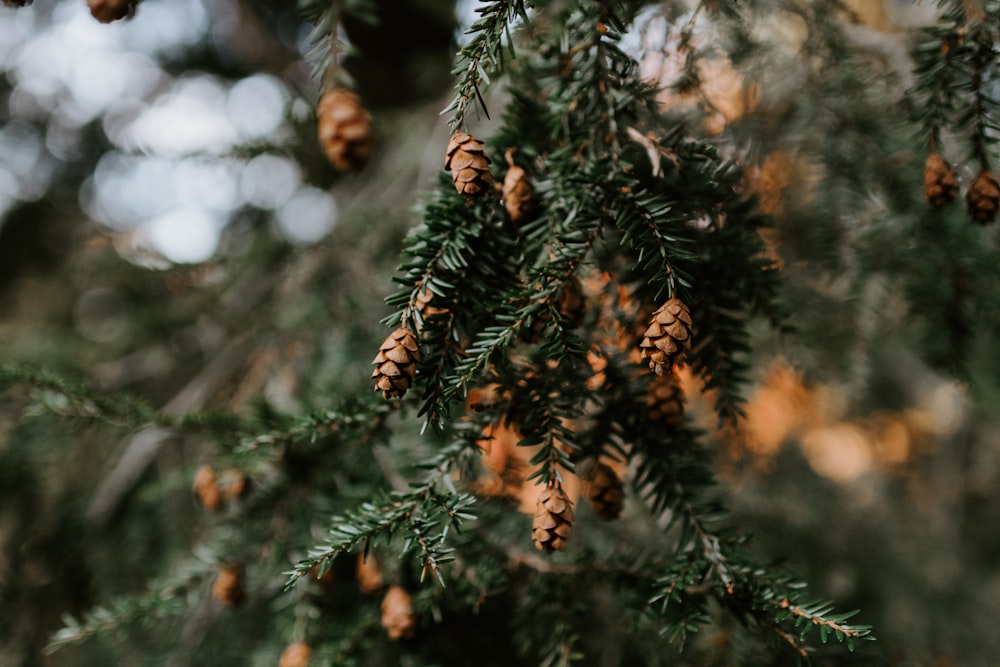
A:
<box><xmin>924</xmin><ymin>152</ymin><xmax>999</xmax><ymax>224</ymax></box>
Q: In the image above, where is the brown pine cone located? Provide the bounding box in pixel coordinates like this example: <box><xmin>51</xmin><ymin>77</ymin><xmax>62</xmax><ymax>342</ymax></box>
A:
<box><xmin>532</xmin><ymin>485</ymin><xmax>575</xmax><ymax>552</ymax></box>
<box><xmin>193</xmin><ymin>465</ymin><xmax>221</xmax><ymax>511</ymax></box>
<box><xmin>647</xmin><ymin>374</ymin><xmax>684</xmax><ymax>428</ymax></box>
<box><xmin>279</xmin><ymin>642</ymin><xmax>312</xmax><ymax>667</ymax></box>
<box><xmin>356</xmin><ymin>553</ymin><xmax>384</xmax><ymax>594</ymax></box>
<box><xmin>212</xmin><ymin>564</ymin><xmax>245</xmax><ymax>607</ymax></box>
<box><xmin>311</xmin><ymin>564</ymin><xmax>336</xmax><ymax>594</ymax></box>
<box><xmin>502</xmin><ymin>150</ymin><xmax>534</xmax><ymax>222</ymax></box>
<box><xmin>923</xmin><ymin>152</ymin><xmax>957</xmax><ymax>207</ymax></box>
<box><xmin>317</xmin><ymin>89</ymin><xmax>372</xmax><ymax>172</ymax></box>
<box><xmin>445</xmin><ymin>132</ymin><xmax>492</xmax><ymax>203</ymax></box>
<box><xmin>557</xmin><ymin>277</ymin><xmax>586</xmax><ymax>328</ymax></box>
<box><xmin>966</xmin><ymin>169</ymin><xmax>1000</xmax><ymax>223</ymax></box>
<box><xmin>87</xmin><ymin>0</ymin><xmax>135</xmax><ymax>23</ymax></box>
<box><xmin>415</xmin><ymin>284</ymin><xmax>447</xmax><ymax>328</ymax></box>
<box><xmin>381</xmin><ymin>585</ymin><xmax>416</xmax><ymax>640</ymax></box>
<box><xmin>639</xmin><ymin>296</ymin><xmax>693</xmax><ymax>376</ymax></box>
<box><xmin>371</xmin><ymin>327</ymin><xmax>419</xmax><ymax>399</ymax></box>
<box><xmin>582</xmin><ymin>462</ymin><xmax>624</xmax><ymax>520</ymax></box>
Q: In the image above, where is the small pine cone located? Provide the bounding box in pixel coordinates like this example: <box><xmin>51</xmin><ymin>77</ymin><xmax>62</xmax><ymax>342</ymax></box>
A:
<box><xmin>371</xmin><ymin>327</ymin><xmax>419</xmax><ymax>399</ymax></box>
<box><xmin>647</xmin><ymin>374</ymin><xmax>684</xmax><ymax>428</ymax></box>
<box><xmin>639</xmin><ymin>296</ymin><xmax>693</xmax><ymax>376</ymax></box>
<box><xmin>923</xmin><ymin>152</ymin><xmax>957</xmax><ymax>207</ymax></box>
<box><xmin>381</xmin><ymin>585</ymin><xmax>416</xmax><ymax>640</ymax></box>
<box><xmin>311</xmin><ymin>564</ymin><xmax>336</xmax><ymax>594</ymax></box>
<box><xmin>87</xmin><ymin>0</ymin><xmax>135</xmax><ymax>23</ymax></box>
<box><xmin>212</xmin><ymin>564</ymin><xmax>245</xmax><ymax>607</ymax></box>
<box><xmin>415</xmin><ymin>284</ymin><xmax>447</xmax><ymax>325</ymax></box>
<box><xmin>502</xmin><ymin>151</ymin><xmax>534</xmax><ymax>223</ymax></box>
<box><xmin>317</xmin><ymin>89</ymin><xmax>372</xmax><ymax>172</ymax></box>
<box><xmin>193</xmin><ymin>465</ymin><xmax>221</xmax><ymax>511</ymax></box>
<box><xmin>279</xmin><ymin>642</ymin><xmax>312</xmax><ymax>667</ymax></box>
<box><xmin>532</xmin><ymin>486</ymin><xmax>575</xmax><ymax>552</ymax></box>
<box><xmin>557</xmin><ymin>277</ymin><xmax>586</xmax><ymax>328</ymax></box>
<box><xmin>582</xmin><ymin>463</ymin><xmax>624</xmax><ymax>520</ymax></box>
<box><xmin>445</xmin><ymin>132</ymin><xmax>492</xmax><ymax>203</ymax></box>
<box><xmin>356</xmin><ymin>553</ymin><xmax>384</xmax><ymax>594</ymax></box>
<box><xmin>966</xmin><ymin>169</ymin><xmax>1000</xmax><ymax>223</ymax></box>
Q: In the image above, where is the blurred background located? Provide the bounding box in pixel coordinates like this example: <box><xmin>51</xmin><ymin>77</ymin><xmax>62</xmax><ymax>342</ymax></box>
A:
<box><xmin>1</xmin><ymin>0</ymin><xmax>999</xmax><ymax>665</ymax></box>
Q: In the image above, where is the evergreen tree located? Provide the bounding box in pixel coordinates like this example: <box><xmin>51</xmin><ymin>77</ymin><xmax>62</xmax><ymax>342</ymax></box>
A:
<box><xmin>1</xmin><ymin>1</ymin><xmax>999</xmax><ymax>665</ymax></box>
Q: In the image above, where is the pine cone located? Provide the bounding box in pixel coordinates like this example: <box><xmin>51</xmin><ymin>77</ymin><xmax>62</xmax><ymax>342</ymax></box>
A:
<box><xmin>502</xmin><ymin>150</ymin><xmax>534</xmax><ymax>223</ymax></box>
<box><xmin>193</xmin><ymin>465</ymin><xmax>221</xmax><ymax>511</ymax></box>
<box><xmin>371</xmin><ymin>327</ymin><xmax>419</xmax><ymax>399</ymax></box>
<box><xmin>311</xmin><ymin>564</ymin><xmax>336</xmax><ymax>594</ymax></box>
<box><xmin>647</xmin><ymin>374</ymin><xmax>684</xmax><ymax>428</ymax></box>
<box><xmin>639</xmin><ymin>296</ymin><xmax>693</xmax><ymax>376</ymax></box>
<box><xmin>557</xmin><ymin>277</ymin><xmax>586</xmax><ymax>328</ymax></box>
<box><xmin>356</xmin><ymin>553</ymin><xmax>384</xmax><ymax>594</ymax></box>
<box><xmin>966</xmin><ymin>169</ymin><xmax>1000</xmax><ymax>223</ymax></box>
<box><xmin>445</xmin><ymin>132</ymin><xmax>492</xmax><ymax>203</ymax></box>
<box><xmin>582</xmin><ymin>462</ymin><xmax>624</xmax><ymax>520</ymax></box>
<box><xmin>317</xmin><ymin>89</ymin><xmax>372</xmax><ymax>172</ymax></box>
<box><xmin>212</xmin><ymin>564</ymin><xmax>245</xmax><ymax>607</ymax></box>
<box><xmin>279</xmin><ymin>642</ymin><xmax>313</xmax><ymax>667</ymax></box>
<box><xmin>87</xmin><ymin>0</ymin><xmax>135</xmax><ymax>23</ymax></box>
<box><xmin>532</xmin><ymin>485</ymin><xmax>575</xmax><ymax>552</ymax></box>
<box><xmin>415</xmin><ymin>284</ymin><xmax>446</xmax><ymax>329</ymax></box>
<box><xmin>923</xmin><ymin>152</ymin><xmax>957</xmax><ymax>207</ymax></box>
<box><xmin>381</xmin><ymin>585</ymin><xmax>416</xmax><ymax>640</ymax></box>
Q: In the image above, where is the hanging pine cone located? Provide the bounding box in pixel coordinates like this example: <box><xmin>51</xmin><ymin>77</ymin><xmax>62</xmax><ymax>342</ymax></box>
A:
<box><xmin>193</xmin><ymin>464</ymin><xmax>221</xmax><ymax>511</ymax></box>
<box><xmin>445</xmin><ymin>132</ymin><xmax>492</xmax><ymax>203</ymax></box>
<box><xmin>582</xmin><ymin>462</ymin><xmax>624</xmax><ymax>520</ymax></box>
<box><xmin>356</xmin><ymin>552</ymin><xmax>384</xmax><ymax>594</ymax></box>
<box><xmin>87</xmin><ymin>0</ymin><xmax>136</xmax><ymax>23</ymax></box>
<box><xmin>415</xmin><ymin>284</ymin><xmax>447</xmax><ymax>328</ymax></box>
<box><xmin>279</xmin><ymin>642</ymin><xmax>313</xmax><ymax>667</ymax></box>
<box><xmin>502</xmin><ymin>149</ymin><xmax>534</xmax><ymax>223</ymax></box>
<box><xmin>381</xmin><ymin>585</ymin><xmax>416</xmax><ymax>640</ymax></box>
<box><xmin>639</xmin><ymin>296</ymin><xmax>693</xmax><ymax>376</ymax></box>
<box><xmin>212</xmin><ymin>564</ymin><xmax>245</xmax><ymax>607</ymax></box>
<box><xmin>647</xmin><ymin>374</ymin><xmax>684</xmax><ymax>428</ymax></box>
<box><xmin>966</xmin><ymin>169</ymin><xmax>1000</xmax><ymax>223</ymax></box>
<box><xmin>923</xmin><ymin>152</ymin><xmax>957</xmax><ymax>207</ymax></box>
<box><xmin>311</xmin><ymin>564</ymin><xmax>336</xmax><ymax>594</ymax></box>
<box><xmin>371</xmin><ymin>327</ymin><xmax>419</xmax><ymax>399</ymax></box>
<box><xmin>557</xmin><ymin>277</ymin><xmax>586</xmax><ymax>328</ymax></box>
<box><xmin>532</xmin><ymin>485</ymin><xmax>575</xmax><ymax>552</ymax></box>
<box><xmin>317</xmin><ymin>89</ymin><xmax>372</xmax><ymax>172</ymax></box>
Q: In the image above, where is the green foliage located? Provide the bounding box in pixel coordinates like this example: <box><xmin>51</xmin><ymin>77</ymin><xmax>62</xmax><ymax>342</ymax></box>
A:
<box><xmin>5</xmin><ymin>0</ymin><xmax>1000</xmax><ymax>666</ymax></box>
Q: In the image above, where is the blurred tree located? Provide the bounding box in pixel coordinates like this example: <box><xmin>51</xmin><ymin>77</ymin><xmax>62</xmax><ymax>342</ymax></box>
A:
<box><xmin>1</xmin><ymin>1</ymin><xmax>999</xmax><ymax>666</ymax></box>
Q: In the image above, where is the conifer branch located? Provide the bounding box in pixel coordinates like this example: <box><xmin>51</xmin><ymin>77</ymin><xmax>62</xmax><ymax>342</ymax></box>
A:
<box><xmin>46</xmin><ymin>560</ymin><xmax>214</xmax><ymax>653</ymax></box>
<box><xmin>287</xmin><ymin>442</ymin><xmax>478</xmax><ymax>588</ymax></box>
<box><xmin>445</xmin><ymin>0</ymin><xmax>529</xmax><ymax>129</ymax></box>
<box><xmin>235</xmin><ymin>400</ymin><xmax>396</xmax><ymax>453</ymax></box>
